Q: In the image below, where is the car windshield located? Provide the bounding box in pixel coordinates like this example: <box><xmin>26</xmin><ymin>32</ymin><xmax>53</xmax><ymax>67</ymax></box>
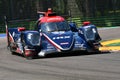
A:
<box><xmin>40</xmin><ymin>21</ymin><xmax>70</xmax><ymax>33</ymax></box>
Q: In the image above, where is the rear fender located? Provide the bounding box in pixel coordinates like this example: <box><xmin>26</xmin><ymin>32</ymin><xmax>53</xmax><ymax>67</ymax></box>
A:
<box><xmin>79</xmin><ymin>25</ymin><xmax>101</xmax><ymax>42</ymax></box>
<box><xmin>8</xmin><ymin>28</ymin><xmax>21</xmax><ymax>43</ymax></box>
<box><xmin>69</xmin><ymin>22</ymin><xmax>78</xmax><ymax>32</ymax></box>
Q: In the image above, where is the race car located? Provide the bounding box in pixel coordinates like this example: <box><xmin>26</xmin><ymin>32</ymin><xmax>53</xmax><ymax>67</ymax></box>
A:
<box><xmin>5</xmin><ymin>8</ymin><xmax>101</xmax><ymax>59</ymax></box>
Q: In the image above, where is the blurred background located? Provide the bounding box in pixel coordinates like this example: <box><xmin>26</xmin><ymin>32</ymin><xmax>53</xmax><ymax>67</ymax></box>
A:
<box><xmin>0</xmin><ymin>0</ymin><xmax>120</xmax><ymax>33</ymax></box>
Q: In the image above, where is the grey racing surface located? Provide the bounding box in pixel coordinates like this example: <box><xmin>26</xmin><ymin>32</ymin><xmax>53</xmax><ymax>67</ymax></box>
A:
<box><xmin>0</xmin><ymin>27</ymin><xmax>120</xmax><ymax>80</ymax></box>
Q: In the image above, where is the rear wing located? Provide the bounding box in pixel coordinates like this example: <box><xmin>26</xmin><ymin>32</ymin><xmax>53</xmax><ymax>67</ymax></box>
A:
<box><xmin>4</xmin><ymin>16</ymin><xmax>26</xmax><ymax>47</ymax></box>
<box><xmin>4</xmin><ymin>16</ymin><xmax>9</xmax><ymax>47</ymax></box>
<box><xmin>37</xmin><ymin>8</ymin><xmax>57</xmax><ymax>18</ymax></box>
<box><xmin>37</xmin><ymin>12</ymin><xmax>46</xmax><ymax>19</ymax></box>
<box><xmin>4</xmin><ymin>16</ymin><xmax>8</xmax><ymax>32</ymax></box>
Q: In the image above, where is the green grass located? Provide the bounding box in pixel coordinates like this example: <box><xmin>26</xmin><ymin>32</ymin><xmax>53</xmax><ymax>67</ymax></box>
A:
<box><xmin>106</xmin><ymin>42</ymin><xmax>120</xmax><ymax>46</ymax></box>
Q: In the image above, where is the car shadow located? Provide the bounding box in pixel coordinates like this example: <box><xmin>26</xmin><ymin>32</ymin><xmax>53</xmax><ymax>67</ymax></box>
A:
<box><xmin>9</xmin><ymin>50</ymin><xmax>110</xmax><ymax>60</ymax></box>
<box><xmin>34</xmin><ymin>51</ymin><xmax>110</xmax><ymax>59</ymax></box>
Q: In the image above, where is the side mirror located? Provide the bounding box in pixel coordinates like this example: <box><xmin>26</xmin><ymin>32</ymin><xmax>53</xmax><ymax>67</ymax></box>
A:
<box><xmin>69</xmin><ymin>22</ymin><xmax>78</xmax><ymax>32</ymax></box>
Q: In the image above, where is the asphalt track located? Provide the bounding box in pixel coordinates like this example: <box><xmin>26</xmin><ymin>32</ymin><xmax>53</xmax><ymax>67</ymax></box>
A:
<box><xmin>0</xmin><ymin>27</ymin><xmax>120</xmax><ymax>80</ymax></box>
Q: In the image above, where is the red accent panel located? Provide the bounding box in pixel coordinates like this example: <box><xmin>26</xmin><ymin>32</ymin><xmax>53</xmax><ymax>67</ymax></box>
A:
<box><xmin>18</xmin><ymin>27</ymin><xmax>26</xmax><ymax>32</ymax></box>
<box><xmin>43</xmin><ymin>34</ymin><xmax>61</xmax><ymax>50</ymax></box>
<box><xmin>83</xmin><ymin>21</ymin><xmax>91</xmax><ymax>26</ymax></box>
<box><xmin>25</xmin><ymin>49</ymin><xmax>36</xmax><ymax>57</ymax></box>
<box><xmin>16</xmin><ymin>48</ymin><xmax>22</xmax><ymax>54</ymax></box>
<box><xmin>39</xmin><ymin>16</ymin><xmax>65</xmax><ymax>23</ymax></box>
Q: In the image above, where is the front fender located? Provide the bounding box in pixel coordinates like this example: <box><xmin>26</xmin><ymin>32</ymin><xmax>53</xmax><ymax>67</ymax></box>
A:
<box><xmin>22</xmin><ymin>31</ymin><xmax>41</xmax><ymax>47</ymax></box>
<box><xmin>74</xmin><ymin>32</ymin><xmax>87</xmax><ymax>48</ymax></box>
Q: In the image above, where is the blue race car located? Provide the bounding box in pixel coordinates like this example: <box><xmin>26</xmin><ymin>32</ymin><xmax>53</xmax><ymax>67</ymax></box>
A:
<box><xmin>5</xmin><ymin>8</ymin><xmax>101</xmax><ymax>59</ymax></box>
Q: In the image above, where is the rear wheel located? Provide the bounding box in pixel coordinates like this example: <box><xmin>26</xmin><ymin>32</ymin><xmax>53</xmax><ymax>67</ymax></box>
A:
<box><xmin>9</xmin><ymin>42</ymin><xmax>16</xmax><ymax>55</ymax></box>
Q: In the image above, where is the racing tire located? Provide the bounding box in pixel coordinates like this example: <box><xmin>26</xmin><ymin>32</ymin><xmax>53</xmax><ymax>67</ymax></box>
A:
<box><xmin>21</xmin><ymin>37</ymin><xmax>33</xmax><ymax>60</ymax></box>
<box><xmin>9</xmin><ymin>43</ymin><xmax>16</xmax><ymax>55</ymax></box>
<box><xmin>7</xmin><ymin>34</ymin><xmax>14</xmax><ymax>54</ymax></box>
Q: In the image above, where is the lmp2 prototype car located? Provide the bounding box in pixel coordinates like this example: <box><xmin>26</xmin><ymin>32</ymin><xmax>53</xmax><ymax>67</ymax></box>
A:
<box><xmin>5</xmin><ymin>8</ymin><xmax>101</xmax><ymax>59</ymax></box>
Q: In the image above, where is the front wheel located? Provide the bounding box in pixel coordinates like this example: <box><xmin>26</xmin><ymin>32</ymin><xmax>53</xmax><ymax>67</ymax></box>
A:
<box><xmin>21</xmin><ymin>37</ymin><xmax>33</xmax><ymax>60</ymax></box>
<box><xmin>22</xmin><ymin>45</ymin><xmax>33</xmax><ymax>60</ymax></box>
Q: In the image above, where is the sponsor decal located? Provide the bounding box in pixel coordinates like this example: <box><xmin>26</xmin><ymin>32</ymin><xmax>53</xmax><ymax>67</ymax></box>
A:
<box><xmin>60</xmin><ymin>42</ymin><xmax>69</xmax><ymax>45</ymax></box>
<box><xmin>53</xmin><ymin>36</ymin><xmax>70</xmax><ymax>40</ymax></box>
<box><xmin>52</xmin><ymin>31</ymin><xmax>65</xmax><ymax>34</ymax></box>
<box><xmin>43</xmin><ymin>33</ymin><xmax>74</xmax><ymax>50</ymax></box>
<box><xmin>75</xmin><ymin>43</ymin><xmax>84</xmax><ymax>47</ymax></box>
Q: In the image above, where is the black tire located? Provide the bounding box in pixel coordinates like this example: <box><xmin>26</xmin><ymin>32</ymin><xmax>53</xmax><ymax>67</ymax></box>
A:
<box><xmin>7</xmin><ymin>33</ymin><xmax>16</xmax><ymax>55</ymax></box>
<box><xmin>9</xmin><ymin>42</ymin><xmax>15</xmax><ymax>55</ymax></box>
<box><xmin>21</xmin><ymin>37</ymin><xmax>33</xmax><ymax>60</ymax></box>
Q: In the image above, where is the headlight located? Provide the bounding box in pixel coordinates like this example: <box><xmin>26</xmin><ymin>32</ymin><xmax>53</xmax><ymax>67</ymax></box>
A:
<box><xmin>27</xmin><ymin>33</ymin><xmax>40</xmax><ymax>46</ymax></box>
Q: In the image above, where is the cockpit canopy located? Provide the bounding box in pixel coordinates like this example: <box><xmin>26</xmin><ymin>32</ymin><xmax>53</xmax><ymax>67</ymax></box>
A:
<box><xmin>39</xmin><ymin>21</ymin><xmax>70</xmax><ymax>33</ymax></box>
<box><xmin>37</xmin><ymin>8</ymin><xmax>64</xmax><ymax>23</ymax></box>
<box><xmin>39</xmin><ymin>16</ymin><xmax>65</xmax><ymax>23</ymax></box>
<box><xmin>36</xmin><ymin>8</ymin><xmax>70</xmax><ymax>33</ymax></box>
